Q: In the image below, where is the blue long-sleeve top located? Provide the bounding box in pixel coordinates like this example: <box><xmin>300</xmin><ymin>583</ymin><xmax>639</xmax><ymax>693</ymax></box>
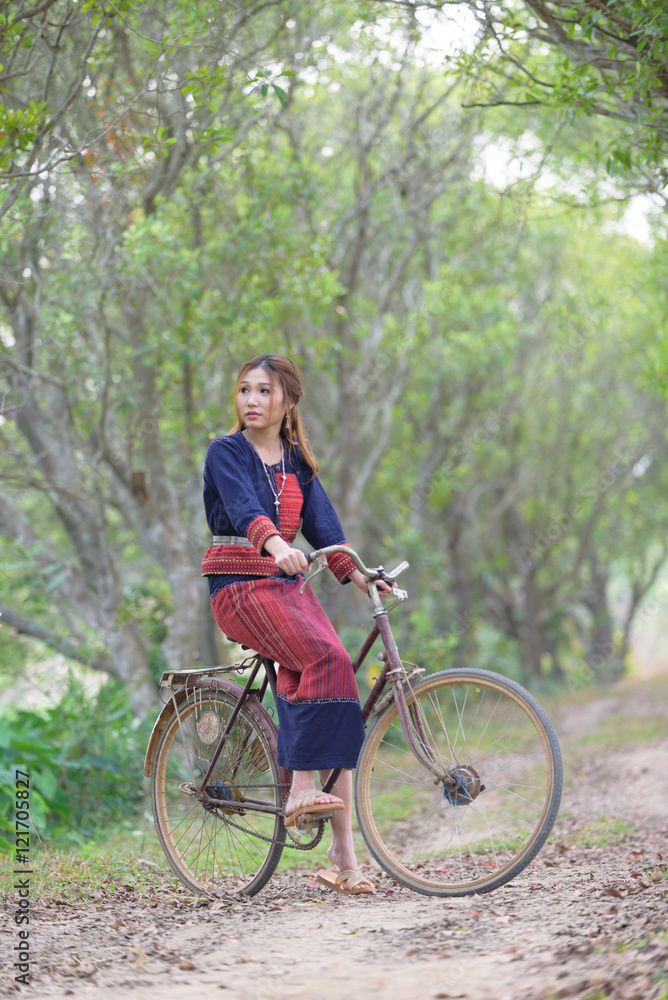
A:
<box><xmin>201</xmin><ymin>430</ymin><xmax>355</xmax><ymax>597</ymax></box>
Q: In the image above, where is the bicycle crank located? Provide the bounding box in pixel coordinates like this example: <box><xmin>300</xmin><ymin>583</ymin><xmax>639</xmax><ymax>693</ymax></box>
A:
<box><xmin>285</xmin><ymin>816</ymin><xmax>326</xmax><ymax>849</ymax></box>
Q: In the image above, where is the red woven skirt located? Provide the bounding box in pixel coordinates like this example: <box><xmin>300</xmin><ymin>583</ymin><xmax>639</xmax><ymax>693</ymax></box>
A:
<box><xmin>210</xmin><ymin>578</ymin><xmax>366</xmax><ymax>770</ymax></box>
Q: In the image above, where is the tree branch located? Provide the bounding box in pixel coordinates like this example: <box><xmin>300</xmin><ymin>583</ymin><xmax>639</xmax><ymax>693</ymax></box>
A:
<box><xmin>0</xmin><ymin>600</ymin><xmax>110</xmax><ymax>672</ymax></box>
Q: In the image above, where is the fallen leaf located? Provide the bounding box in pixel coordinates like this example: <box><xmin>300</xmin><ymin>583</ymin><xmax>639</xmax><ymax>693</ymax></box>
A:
<box><xmin>178</xmin><ymin>959</ymin><xmax>195</xmax><ymax>970</ymax></box>
<box><xmin>651</xmin><ymin>868</ymin><xmax>663</xmax><ymax>883</ymax></box>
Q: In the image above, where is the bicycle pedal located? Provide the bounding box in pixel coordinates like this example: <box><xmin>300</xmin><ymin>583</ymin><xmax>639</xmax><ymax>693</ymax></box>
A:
<box><xmin>296</xmin><ymin>810</ymin><xmax>336</xmax><ymax>829</ymax></box>
<box><xmin>373</xmin><ymin>667</ymin><xmax>425</xmax><ymax>715</ymax></box>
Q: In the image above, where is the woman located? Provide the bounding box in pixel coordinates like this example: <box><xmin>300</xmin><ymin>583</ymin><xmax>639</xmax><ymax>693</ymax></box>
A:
<box><xmin>201</xmin><ymin>354</ymin><xmax>389</xmax><ymax>896</ymax></box>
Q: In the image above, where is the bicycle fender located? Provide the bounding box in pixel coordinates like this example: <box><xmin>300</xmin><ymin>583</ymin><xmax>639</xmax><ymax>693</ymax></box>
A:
<box><xmin>143</xmin><ymin>676</ymin><xmax>285</xmax><ymax>794</ymax></box>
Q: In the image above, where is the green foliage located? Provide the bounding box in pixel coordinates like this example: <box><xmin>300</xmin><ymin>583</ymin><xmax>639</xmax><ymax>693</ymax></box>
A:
<box><xmin>0</xmin><ymin>675</ymin><xmax>152</xmax><ymax>852</ymax></box>
<box><xmin>1</xmin><ymin>0</ymin><xmax>667</xmax><ymax>704</ymax></box>
<box><xmin>454</xmin><ymin>0</ymin><xmax>668</xmax><ymax>178</ymax></box>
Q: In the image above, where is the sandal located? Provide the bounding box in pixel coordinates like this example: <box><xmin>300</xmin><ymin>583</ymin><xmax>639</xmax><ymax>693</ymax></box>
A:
<box><xmin>316</xmin><ymin>868</ymin><xmax>375</xmax><ymax>895</ymax></box>
<box><xmin>283</xmin><ymin>790</ymin><xmax>344</xmax><ymax>829</ymax></box>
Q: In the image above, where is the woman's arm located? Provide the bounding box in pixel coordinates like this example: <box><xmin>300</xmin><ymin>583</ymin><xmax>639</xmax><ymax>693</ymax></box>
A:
<box><xmin>264</xmin><ymin>539</ymin><xmax>392</xmax><ymax>594</ymax></box>
<box><xmin>300</xmin><ymin>465</ymin><xmax>393</xmax><ymax>593</ymax></box>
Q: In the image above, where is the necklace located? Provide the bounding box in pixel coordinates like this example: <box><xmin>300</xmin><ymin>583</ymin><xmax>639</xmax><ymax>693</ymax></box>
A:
<box><xmin>244</xmin><ymin>433</ymin><xmax>287</xmax><ymax>518</ymax></box>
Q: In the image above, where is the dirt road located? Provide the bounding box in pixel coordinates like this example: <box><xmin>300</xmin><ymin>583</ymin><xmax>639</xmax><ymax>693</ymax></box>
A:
<box><xmin>2</xmin><ymin>679</ymin><xmax>667</xmax><ymax>1000</ymax></box>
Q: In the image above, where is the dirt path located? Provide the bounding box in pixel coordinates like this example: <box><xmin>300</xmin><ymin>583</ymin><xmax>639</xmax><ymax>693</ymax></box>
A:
<box><xmin>2</xmin><ymin>679</ymin><xmax>668</xmax><ymax>1000</ymax></box>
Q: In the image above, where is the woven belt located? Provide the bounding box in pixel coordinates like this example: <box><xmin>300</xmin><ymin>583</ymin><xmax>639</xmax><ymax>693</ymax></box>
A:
<box><xmin>212</xmin><ymin>535</ymin><xmax>253</xmax><ymax>547</ymax></box>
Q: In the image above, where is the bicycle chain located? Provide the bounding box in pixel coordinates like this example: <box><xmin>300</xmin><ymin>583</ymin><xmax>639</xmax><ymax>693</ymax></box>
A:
<box><xmin>213</xmin><ymin>806</ymin><xmax>325</xmax><ymax>851</ymax></box>
<box><xmin>204</xmin><ymin>782</ymin><xmax>325</xmax><ymax>851</ymax></box>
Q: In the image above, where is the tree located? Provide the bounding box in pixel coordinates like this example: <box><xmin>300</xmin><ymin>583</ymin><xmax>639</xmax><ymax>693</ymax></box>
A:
<box><xmin>388</xmin><ymin>0</ymin><xmax>668</xmax><ymax>181</ymax></box>
<box><xmin>0</xmin><ymin>0</ymin><xmax>359</xmax><ymax>712</ymax></box>
<box><xmin>380</xmin><ymin>193</ymin><xmax>668</xmax><ymax>684</ymax></box>
<box><xmin>2</xmin><ymin>0</ymin><xmax>666</xmax><ymax>706</ymax></box>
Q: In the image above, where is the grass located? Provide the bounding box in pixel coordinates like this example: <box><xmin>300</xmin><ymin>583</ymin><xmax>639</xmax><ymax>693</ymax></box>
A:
<box><xmin>615</xmin><ymin>938</ymin><xmax>649</xmax><ymax>952</ymax></box>
<box><xmin>0</xmin><ymin>810</ymin><xmax>370</xmax><ymax>903</ymax></box>
<box><xmin>559</xmin><ymin>816</ymin><xmax>637</xmax><ymax>848</ymax></box>
<box><xmin>0</xmin><ymin>840</ymin><xmax>184</xmax><ymax>904</ymax></box>
<box><xmin>573</xmin><ymin>712</ymin><xmax>667</xmax><ymax>750</ymax></box>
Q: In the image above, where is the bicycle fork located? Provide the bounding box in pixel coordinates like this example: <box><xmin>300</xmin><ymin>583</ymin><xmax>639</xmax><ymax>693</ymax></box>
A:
<box><xmin>372</xmin><ymin>604</ymin><xmax>459</xmax><ymax>796</ymax></box>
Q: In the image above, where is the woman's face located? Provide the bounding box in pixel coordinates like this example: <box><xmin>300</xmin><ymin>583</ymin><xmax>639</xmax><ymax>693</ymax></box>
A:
<box><xmin>238</xmin><ymin>366</ymin><xmax>291</xmax><ymax>433</ymax></box>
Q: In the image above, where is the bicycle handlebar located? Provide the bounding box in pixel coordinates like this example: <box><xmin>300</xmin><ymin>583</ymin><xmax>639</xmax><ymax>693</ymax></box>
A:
<box><xmin>306</xmin><ymin>544</ymin><xmax>409</xmax><ymax>585</ymax></box>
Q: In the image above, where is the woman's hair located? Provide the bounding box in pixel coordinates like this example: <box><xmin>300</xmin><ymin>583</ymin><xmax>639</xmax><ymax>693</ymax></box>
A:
<box><xmin>230</xmin><ymin>354</ymin><xmax>320</xmax><ymax>479</ymax></box>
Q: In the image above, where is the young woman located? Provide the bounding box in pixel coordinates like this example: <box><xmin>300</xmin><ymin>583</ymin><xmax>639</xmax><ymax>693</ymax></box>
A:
<box><xmin>201</xmin><ymin>354</ymin><xmax>390</xmax><ymax>896</ymax></box>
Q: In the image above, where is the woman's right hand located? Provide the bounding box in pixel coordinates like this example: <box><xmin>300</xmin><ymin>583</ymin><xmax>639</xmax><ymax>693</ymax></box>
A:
<box><xmin>264</xmin><ymin>535</ymin><xmax>310</xmax><ymax>576</ymax></box>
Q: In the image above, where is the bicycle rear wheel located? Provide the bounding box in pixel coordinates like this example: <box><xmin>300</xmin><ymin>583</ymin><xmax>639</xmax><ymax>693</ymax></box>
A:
<box><xmin>151</xmin><ymin>686</ymin><xmax>286</xmax><ymax>896</ymax></box>
<box><xmin>355</xmin><ymin>668</ymin><xmax>562</xmax><ymax>896</ymax></box>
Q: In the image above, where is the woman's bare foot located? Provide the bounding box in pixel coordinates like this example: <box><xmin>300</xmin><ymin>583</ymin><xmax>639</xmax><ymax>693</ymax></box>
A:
<box><xmin>284</xmin><ymin>787</ymin><xmax>343</xmax><ymax>816</ymax></box>
<box><xmin>284</xmin><ymin>771</ymin><xmax>343</xmax><ymax>818</ymax></box>
<box><xmin>326</xmin><ymin>844</ymin><xmax>365</xmax><ymax>874</ymax></box>
<box><xmin>320</xmin><ymin>770</ymin><xmax>372</xmax><ymax>889</ymax></box>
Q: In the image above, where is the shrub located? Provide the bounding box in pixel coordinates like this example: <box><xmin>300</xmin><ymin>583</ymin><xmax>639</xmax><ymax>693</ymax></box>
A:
<box><xmin>0</xmin><ymin>673</ymin><xmax>152</xmax><ymax>852</ymax></box>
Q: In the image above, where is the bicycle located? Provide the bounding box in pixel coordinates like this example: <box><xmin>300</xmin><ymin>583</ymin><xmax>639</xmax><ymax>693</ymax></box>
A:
<box><xmin>144</xmin><ymin>545</ymin><xmax>563</xmax><ymax>898</ymax></box>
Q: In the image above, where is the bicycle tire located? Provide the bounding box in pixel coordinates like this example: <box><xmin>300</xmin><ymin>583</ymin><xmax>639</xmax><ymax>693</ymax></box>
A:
<box><xmin>355</xmin><ymin>667</ymin><xmax>562</xmax><ymax>896</ymax></box>
<box><xmin>151</xmin><ymin>685</ymin><xmax>286</xmax><ymax>896</ymax></box>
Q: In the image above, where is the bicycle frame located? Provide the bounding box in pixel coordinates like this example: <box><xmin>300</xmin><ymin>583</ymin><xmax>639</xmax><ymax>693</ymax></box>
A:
<box><xmin>190</xmin><ymin>545</ymin><xmax>449</xmax><ymax>816</ymax></box>
<box><xmin>319</xmin><ymin>580</ymin><xmax>447</xmax><ymax>796</ymax></box>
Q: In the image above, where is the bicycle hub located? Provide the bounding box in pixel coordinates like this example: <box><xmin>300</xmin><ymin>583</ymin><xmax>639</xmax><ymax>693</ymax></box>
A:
<box><xmin>442</xmin><ymin>766</ymin><xmax>484</xmax><ymax>805</ymax></box>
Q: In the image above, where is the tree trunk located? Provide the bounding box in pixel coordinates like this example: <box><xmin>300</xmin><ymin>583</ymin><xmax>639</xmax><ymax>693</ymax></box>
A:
<box><xmin>583</xmin><ymin>567</ymin><xmax>624</xmax><ymax>684</ymax></box>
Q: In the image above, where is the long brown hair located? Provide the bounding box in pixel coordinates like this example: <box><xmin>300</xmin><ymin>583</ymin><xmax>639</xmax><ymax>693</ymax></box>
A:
<box><xmin>229</xmin><ymin>354</ymin><xmax>320</xmax><ymax>480</ymax></box>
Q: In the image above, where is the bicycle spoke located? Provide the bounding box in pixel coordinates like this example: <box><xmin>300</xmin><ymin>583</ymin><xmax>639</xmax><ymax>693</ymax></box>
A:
<box><xmin>356</xmin><ymin>669</ymin><xmax>562</xmax><ymax>896</ymax></box>
<box><xmin>152</xmin><ymin>689</ymin><xmax>285</xmax><ymax>896</ymax></box>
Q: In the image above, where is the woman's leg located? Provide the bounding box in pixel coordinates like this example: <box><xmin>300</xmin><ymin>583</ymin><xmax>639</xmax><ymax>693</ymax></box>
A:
<box><xmin>286</xmin><ymin>769</ymin><xmax>369</xmax><ymax>882</ymax></box>
<box><xmin>211</xmin><ymin>579</ymin><xmax>371</xmax><ymax>886</ymax></box>
<box><xmin>319</xmin><ymin>769</ymin><xmax>374</xmax><ymax>891</ymax></box>
<box><xmin>319</xmin><ymin>768</ymin><xmax>357</xmax><ymax>871</ymax></box>
<box><xmin>211</xmin><ymin>580</ymin><xmax>365</xmax><ymax>773</ymax></box>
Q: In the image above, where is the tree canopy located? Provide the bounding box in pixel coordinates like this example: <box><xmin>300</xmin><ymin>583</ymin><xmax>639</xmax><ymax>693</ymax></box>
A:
<box><xmin>1</xmin><ymin>0</ymin><xmax>666</xmax><ymax>714</ymax></box>
<box><xmin>404</xmin><ymin>0</ymin><xmax>668</xmax><ymax>181</ymax></box>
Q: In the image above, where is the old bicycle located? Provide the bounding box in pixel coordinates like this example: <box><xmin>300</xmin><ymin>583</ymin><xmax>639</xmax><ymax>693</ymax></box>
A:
<box><xmin>144</xmin><ymin>545</ymin><xmax>563</xmax><ymax>898</ymax></box>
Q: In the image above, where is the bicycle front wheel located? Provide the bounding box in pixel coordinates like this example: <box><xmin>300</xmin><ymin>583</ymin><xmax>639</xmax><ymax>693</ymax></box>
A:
<box><xmin>355</xmin><ymin>668</ymin><xmax>562</xmax><ymax>896</ymax></box>
<box><xmin>151</xmin><ymin>686</ymin><xmax>286</xmax><ymax>896</ymax></box>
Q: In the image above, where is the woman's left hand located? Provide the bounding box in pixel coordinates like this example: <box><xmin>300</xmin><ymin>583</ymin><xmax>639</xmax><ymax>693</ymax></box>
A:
<box><xmin>349</xmin><ymin>568</ymin><xmax>395</xmax><ymax>596</ymax></box>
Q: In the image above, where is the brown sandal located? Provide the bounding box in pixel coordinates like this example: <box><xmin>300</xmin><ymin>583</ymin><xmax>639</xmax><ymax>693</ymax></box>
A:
<box><xmin>316</xmin><ymin>868</ymin><xmax>375</xmax><ymax>895</ymax></box>
<box><xmin>283</xmin><ymin>790</ymin><xmax>344</xmax><ymax>829</ymax></box>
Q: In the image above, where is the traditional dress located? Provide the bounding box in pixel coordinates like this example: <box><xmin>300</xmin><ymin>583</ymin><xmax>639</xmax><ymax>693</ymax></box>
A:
<box><xmin>201</xmin><ymin>430</ymin><xmax>365</xmax><ymax>770</ymax></box>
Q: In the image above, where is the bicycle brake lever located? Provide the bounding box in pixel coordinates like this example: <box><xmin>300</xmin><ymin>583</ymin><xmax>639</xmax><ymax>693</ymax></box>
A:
<box><xmin>381</xmin><ymin>588</ymin><xmax>408</xmax><ymax>609</ymax></box>
<box><xmin>299</xmin><ymin>552</ymin><xmax>328</xmax><ymax>593</ymax></box>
